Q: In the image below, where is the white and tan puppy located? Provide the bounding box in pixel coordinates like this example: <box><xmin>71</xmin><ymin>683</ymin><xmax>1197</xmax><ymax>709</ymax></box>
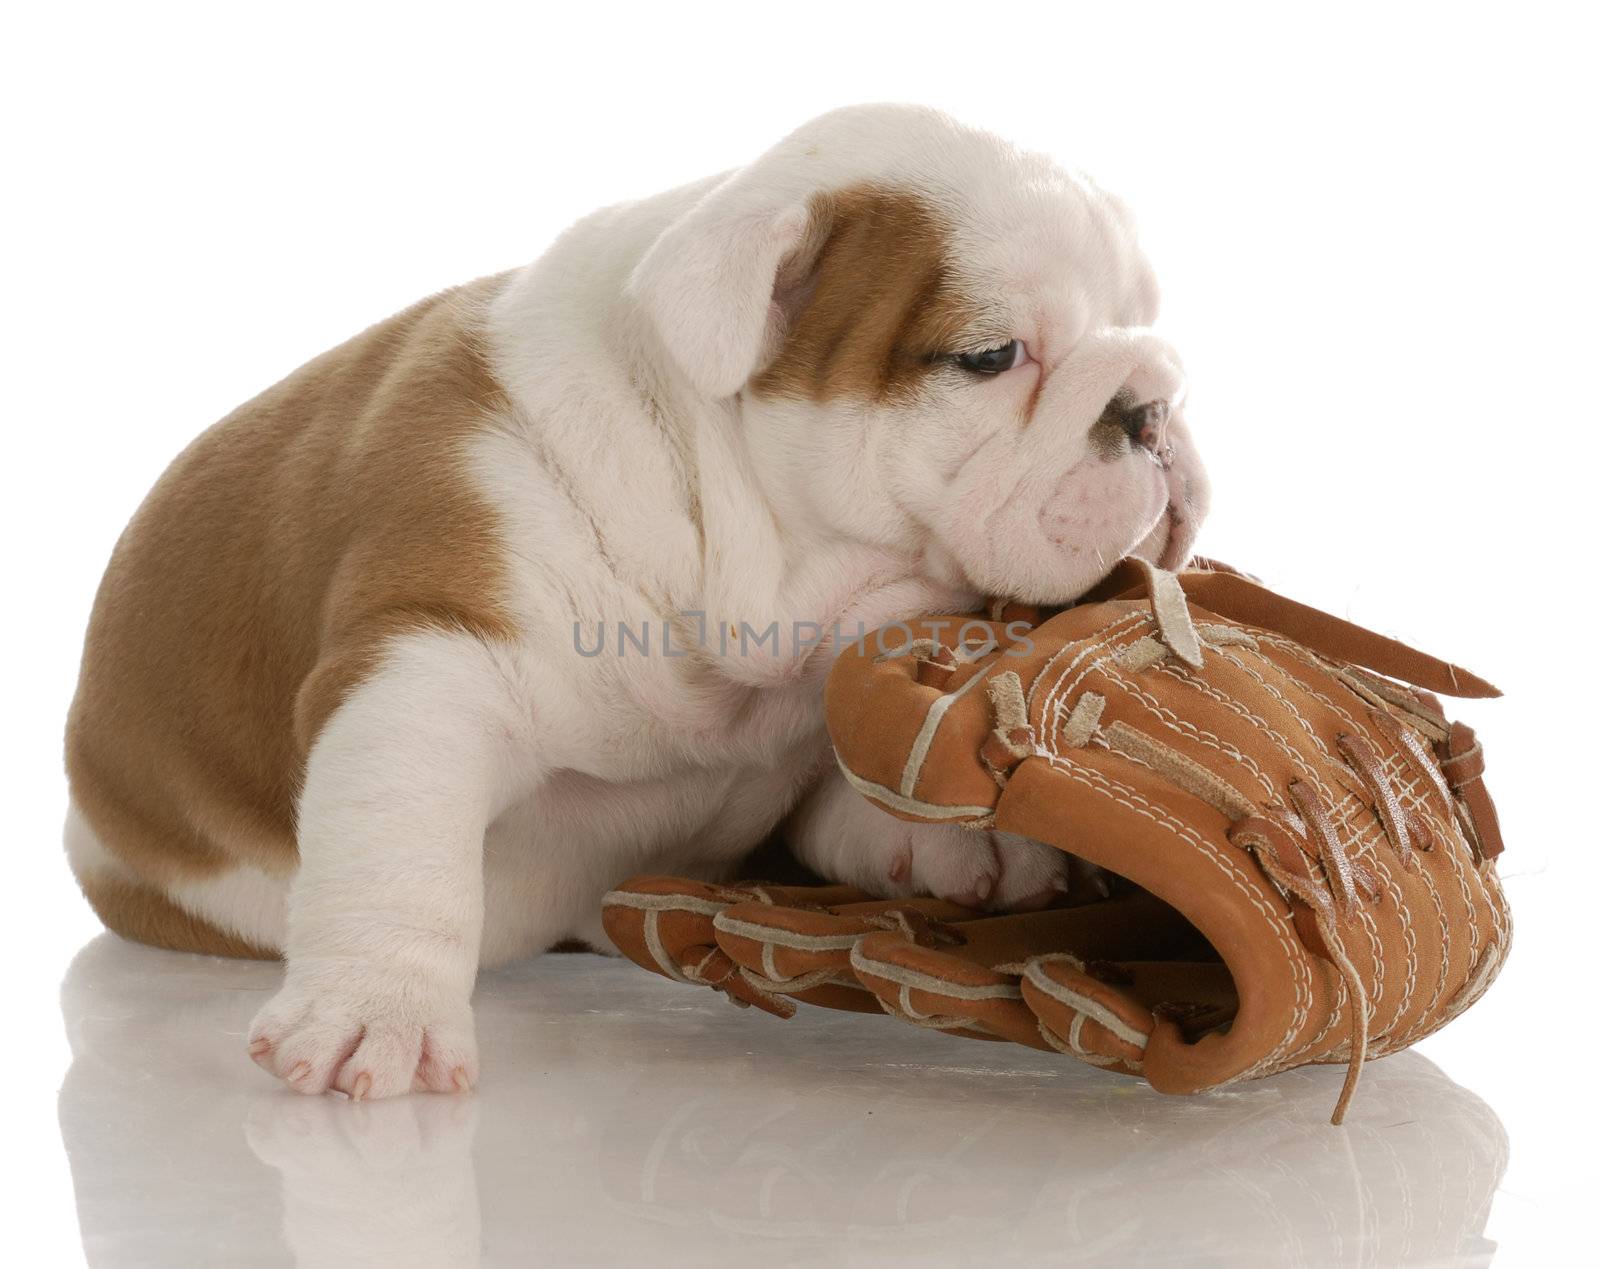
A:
<box><xmin>65</xmin><ymin>105</ymin><xmax>1207</xmax><ymax>1099</ymax></box>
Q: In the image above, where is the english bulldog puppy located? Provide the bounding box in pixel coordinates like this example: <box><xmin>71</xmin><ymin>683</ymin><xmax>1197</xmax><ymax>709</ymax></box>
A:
<box><xmin>65</xmin><ymin>105</ymin><xmax>1208</xmax><ymax>1099</ymax></box>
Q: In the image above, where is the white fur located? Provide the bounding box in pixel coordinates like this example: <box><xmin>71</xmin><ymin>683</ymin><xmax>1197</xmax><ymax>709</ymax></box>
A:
<box><xmin>246</xmin><ymin>105</ymin><xmax>1209</xmax><ymax>1097</ymax></box>
<box><xmin>168</xmin><ymin>864</ymin><xmax>290</xmax><ymax>953</ymax></box>
<box><xmin>65</xmin><ymin>802</ymin><xmax>130</xmax><ymax>882</ymax></box>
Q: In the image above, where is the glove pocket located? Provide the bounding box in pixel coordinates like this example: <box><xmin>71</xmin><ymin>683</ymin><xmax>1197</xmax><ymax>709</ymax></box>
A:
<box><xmin>993</xmin><ymin>756</ymin><xmax>1324</xmax><ymax>1096</ymax></box>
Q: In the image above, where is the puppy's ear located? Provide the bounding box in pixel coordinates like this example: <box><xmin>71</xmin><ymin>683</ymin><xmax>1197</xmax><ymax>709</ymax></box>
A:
<box><xmin>629</xmin><ymin>181</ymin><xmax>827</xmax><ymax>399</ymax></box>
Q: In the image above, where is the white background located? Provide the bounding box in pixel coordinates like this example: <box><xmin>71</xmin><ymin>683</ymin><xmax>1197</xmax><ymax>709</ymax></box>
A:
<box><xmin>4</xmin><ymin>2</ymin><xmax>1596</xmax><ymax>1264</ymax></box>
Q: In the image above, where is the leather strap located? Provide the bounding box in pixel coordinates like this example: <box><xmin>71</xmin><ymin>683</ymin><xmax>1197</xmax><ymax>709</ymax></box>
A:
<box><xmin>1083</xmin><ymin>564</ymin><xmax>1499</xmax><ymax>699</ymax></box>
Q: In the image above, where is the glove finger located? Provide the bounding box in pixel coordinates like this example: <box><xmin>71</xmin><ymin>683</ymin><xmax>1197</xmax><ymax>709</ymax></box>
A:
<box><xmin>848</xmin><ymin>924</ymin><xmax>1044</xmax><ymax>1047</ymax></box>
<box><xmin>846</xmin><ymin>891</ymin><xmax>1215</xmax><ymax>1059</ymax></box>
<box><xmin>599</xmin><ymin>876</ymin><xmax>870</xmax><ymax>1005</ymax></box>
<box><xmin>711</xmin><ymin>896</ymin><xmax>982</xmax><ymax>1014</ymax></box>
<box><xmin>1022</xmin><ymin>958</ymin><xmax>1237</xmax><ymax>1070</ymax></box>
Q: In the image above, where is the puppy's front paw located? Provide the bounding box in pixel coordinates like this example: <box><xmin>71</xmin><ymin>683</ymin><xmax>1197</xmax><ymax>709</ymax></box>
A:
<box><xmin>879</xmin><ymin>824</ymin><xmax>1088</xmax><ymax>912</ymax></box>
<box><xmin>248</xmin><ymin>965</ymin><xmax>477</xmax><ymax>1100</ymax></box>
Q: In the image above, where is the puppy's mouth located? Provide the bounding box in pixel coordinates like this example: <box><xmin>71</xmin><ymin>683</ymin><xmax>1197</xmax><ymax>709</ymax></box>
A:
<box><xmin>1145</xmin><ymin>458</ymin><xmax>1202</xmax><ymax>571</ymax></box>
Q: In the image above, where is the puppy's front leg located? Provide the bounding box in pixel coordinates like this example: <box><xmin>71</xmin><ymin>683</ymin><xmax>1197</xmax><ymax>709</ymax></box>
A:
<box><xmin>250</xmin><ymin>633</ymin><xmax>522</xmax><ymax>1100</ymax></box>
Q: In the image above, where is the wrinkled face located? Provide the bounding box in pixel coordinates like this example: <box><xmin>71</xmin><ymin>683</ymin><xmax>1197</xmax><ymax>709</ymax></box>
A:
<box><xmin>634</xmin><ymin>109</ymin><xmax>1209</xmax><ymax>604</ymax></box>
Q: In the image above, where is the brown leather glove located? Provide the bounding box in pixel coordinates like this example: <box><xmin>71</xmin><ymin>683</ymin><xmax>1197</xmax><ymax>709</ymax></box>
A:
<box><xmin>602</xmin><ymin>561</ymin><xmax>1510</xmax><ymax>1123</ymax></box>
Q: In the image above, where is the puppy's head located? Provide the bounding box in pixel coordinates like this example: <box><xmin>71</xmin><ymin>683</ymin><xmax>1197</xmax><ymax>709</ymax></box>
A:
<box><xmin>630</xmin><ymin>105</ymin><xmax>1208</xmax><ymax>603</ymax></box>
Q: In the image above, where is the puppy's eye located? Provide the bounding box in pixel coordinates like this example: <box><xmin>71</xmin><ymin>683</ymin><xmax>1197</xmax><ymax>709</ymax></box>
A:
<box><xmin>953</xmin><ymin>340</ymin><xmax>1026</xmax><ymax>375</ymax></box>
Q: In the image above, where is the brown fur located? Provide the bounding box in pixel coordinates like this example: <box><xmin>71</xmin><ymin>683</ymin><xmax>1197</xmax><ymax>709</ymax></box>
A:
<box><xmin>752</xmin><ymin>185</ymin><xmax>972</xmax><ymax>403</ymax></box>
<box><xmin>65</xmin><ymin>277</ymin><xmax>518</xmax><ymax>952</ymax></box>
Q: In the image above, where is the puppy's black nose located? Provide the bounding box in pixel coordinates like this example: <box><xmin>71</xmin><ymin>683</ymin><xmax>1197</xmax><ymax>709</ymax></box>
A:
<box><xmin>1091</xmin><ymin>394</ymin><xmax>1176</xmax><ymax>467</ymax></box>
<box><xmin>1110</xmin><ymin>396</ymin><xmax>1169</xmax><ymax>452</ymax></box>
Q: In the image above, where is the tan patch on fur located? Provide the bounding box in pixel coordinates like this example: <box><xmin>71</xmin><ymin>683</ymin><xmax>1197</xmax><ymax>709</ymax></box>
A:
<box><xmin>65</xmin><ymin>277</ymin><xmax>518</xmax><ymax>929</ymax></box>
<box><xmin>81</xmin><ymin>872</ymin><xmax>278</xmax><ymax>960</ymax></box>
<box><xmin>751</xmin><ymin>185</ymin><xmax>972</xmax><ymax>403</ymax></box>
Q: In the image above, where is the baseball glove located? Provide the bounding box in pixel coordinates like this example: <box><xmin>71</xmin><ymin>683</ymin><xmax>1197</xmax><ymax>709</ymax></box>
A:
<box><xmin>602</xmin><ymin>560</ymin><xmax>1509</xmax><ymax>1123</ymax></box>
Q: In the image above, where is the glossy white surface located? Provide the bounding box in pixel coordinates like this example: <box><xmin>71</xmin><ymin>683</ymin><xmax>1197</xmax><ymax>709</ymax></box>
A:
<box><xmin>46</xmin><ymin>935</ymin><xmax>1532</xmax><ymax>1267</ymax></box>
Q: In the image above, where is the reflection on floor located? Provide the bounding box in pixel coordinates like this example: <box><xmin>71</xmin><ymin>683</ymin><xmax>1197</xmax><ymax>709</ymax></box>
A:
<box><xmin>58</xmin><ymin>935</ymin><xmax>1506</xmax><ymax>1267</ymax></box>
